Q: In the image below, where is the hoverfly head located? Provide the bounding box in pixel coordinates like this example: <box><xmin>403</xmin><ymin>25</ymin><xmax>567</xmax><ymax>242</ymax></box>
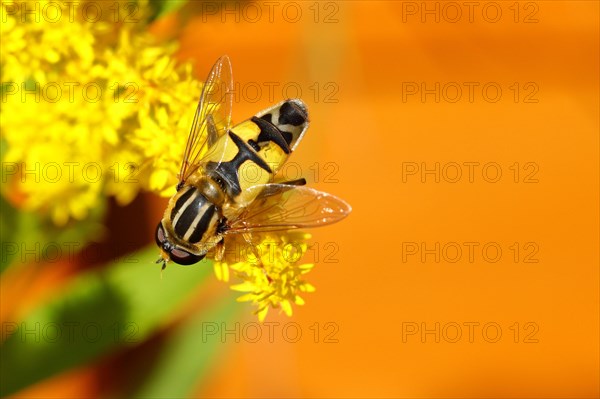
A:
<box><xmin>155</xmin><ymin>221</ymin><xmax>205</xmax><ymax>266</ymax></box>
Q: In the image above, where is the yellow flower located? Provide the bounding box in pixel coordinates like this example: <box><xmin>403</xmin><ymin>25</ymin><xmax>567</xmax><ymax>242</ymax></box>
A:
<box><xmin>1</xmin><ymin>0</ymin><xmax>202</xmax><ymax>224</ymax></box>
<box><xmin>216</xmin><ymin>232</ymin><xmax>316</xmax><ymax>322</ymax></box>
<box><xmin>1</xmin><ymin>0</ymin><xmax>317</xmax><ymax>320</ymax></box>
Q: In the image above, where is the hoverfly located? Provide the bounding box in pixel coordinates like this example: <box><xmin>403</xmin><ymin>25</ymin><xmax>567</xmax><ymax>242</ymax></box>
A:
<box><xmin>155</xmin><ymin>56</ymin><xmax>351</xmax><ymax>269</ymax></box>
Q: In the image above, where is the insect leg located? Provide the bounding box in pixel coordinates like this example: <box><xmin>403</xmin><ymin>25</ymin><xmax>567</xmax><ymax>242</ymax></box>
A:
<box><xmin>274</xmin><ymin>177</ymin><xmax>306</xmax><ymax>186</ymax></box>
<box><xmin>214</xmin><ymin>238</ymin><xmax>225</xmax><ymax>262</ymax></box>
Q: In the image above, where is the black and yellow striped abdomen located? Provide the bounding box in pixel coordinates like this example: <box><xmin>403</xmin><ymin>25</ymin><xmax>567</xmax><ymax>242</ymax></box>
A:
<box><xmin>205</xmin><ymin>99</ymin><xmax>309</xmax><ymax>207</ymax></box>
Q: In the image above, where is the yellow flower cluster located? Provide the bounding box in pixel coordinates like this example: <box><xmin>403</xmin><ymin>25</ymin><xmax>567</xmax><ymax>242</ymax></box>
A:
<box><xmin>214</xmin><ymin>232</ymin><xmax>316</xmax><ymax>322</ymax></box>
<box><xmin>1</xmin><ymin>0</ymin><xmax>316</xmax><ymax>320</ymax></box>
<box><xmin>1</xmin><ymin>0</ymin><xmax>200</xmax><ymax>225</ymax></box>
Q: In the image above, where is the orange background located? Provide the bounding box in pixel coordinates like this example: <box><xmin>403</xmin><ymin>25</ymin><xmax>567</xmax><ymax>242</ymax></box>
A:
<box><xmin>7</xmin><ymin>1</ymin><xmax>599</xmax><ymax>398</ymax></box>
<box><xmin>188</xmin><ymin>2</ymin><xmax>599</xmax><ymax>397</ymax></box>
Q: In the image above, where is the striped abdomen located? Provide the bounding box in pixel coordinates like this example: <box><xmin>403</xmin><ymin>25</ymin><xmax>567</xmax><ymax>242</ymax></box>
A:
<box><xmin>251</xmin><ymin>98</ymin><xmax>309</xmax><ymax>152</ymax></box>
<box><xmin>206</xmin><ymin>99</ymin><xmax>309</xmax><ymax>206</ymax></box>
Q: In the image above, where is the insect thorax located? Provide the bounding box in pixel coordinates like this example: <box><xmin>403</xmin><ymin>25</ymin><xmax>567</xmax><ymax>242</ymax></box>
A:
<box><xmin>163</xmin><ymin>182</ymin><xmax>223</xmax><ymax>254</ymax></box>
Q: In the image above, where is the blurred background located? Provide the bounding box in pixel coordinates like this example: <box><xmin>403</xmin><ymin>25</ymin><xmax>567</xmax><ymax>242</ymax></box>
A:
<box><xmin>1</xmin><ymin>1</ymin><xmax>598</xmax><ymax>398</ymax></box>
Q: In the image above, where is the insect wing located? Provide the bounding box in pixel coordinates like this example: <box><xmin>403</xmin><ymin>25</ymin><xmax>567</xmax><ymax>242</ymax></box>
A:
<box><xmin>179</xmin><ymin>56</ymin><xmax>234</xmax><ymax>185</ymax></box>
<box><xmin>226</xmin><ymin>184</ymin><xmax>352</xmax><ymax>234</ymax></box>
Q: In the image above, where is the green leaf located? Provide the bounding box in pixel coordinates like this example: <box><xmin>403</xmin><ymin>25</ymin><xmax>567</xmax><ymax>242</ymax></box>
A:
<box><xmin>131</xmin><ymin>296</ymin><xmax>240</xmax><ymax>398</ymax></box>
<box><xmin>0</xmin><ymin>199</ymin><xmax>106</xmax><ymax>273</ymax></box>
<box><xmin>0</xmin><ymin>138</ymin><xmax>17</xmax><ymax>272</ymax></box>
<box><xmin>0</xmin><ymin>246</ymin><xmax>213</xmax><ymax>397</ymax></box>
<box><xmin>0</xmin><ymin>194</ymin><xmax>18</xmax><ymax>272</ymax></box>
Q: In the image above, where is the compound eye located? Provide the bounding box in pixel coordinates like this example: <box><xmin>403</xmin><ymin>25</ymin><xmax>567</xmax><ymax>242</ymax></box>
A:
<box><xmin>169</xmin><ymin>247</ymin><xmax>205</xmax><ymax>266</ymax></box>
<box><xmin>155</xmin><ymin>222</ymin><xmax>166</xmax><ymax>247</ymax></box>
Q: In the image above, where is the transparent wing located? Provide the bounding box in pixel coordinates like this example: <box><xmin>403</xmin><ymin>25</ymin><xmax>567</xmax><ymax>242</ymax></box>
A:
<box><xmin>226</xmin><ymin>184</ymin><xmax>352</xmax><ymax>234</ymax></box>
<box><xmin>179</xmin><ymin>55</ymin><xmax>234</xmax><ymax>185</ymax></box>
